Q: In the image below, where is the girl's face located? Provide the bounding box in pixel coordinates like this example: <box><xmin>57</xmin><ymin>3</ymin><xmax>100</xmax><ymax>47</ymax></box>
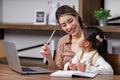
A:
<box><xmin>79</xmin><ymin>32</ymin><xmax>94</xmax><ymax>52</ymax></box>
<box><xmin>59</xmin><ymin>15</ymin><xmax>81</xmax><ymax>36</ymax></box>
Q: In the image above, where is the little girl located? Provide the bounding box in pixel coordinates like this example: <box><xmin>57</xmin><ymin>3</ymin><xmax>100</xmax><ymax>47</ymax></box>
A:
<box><xmin>64</xmin><ymin>26</ymin><xmax>113</xmax><ymax>74</ymax></box>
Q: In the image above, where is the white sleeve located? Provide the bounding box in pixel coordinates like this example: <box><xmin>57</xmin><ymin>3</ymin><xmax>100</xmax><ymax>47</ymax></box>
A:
<box><xmin>64</xmin><ymin>55</ymin><xmax>79</xmax><ymax>71</ymax></box>
<box><xmin>85</xmin><ymin>56</ymin><xmax>113</xmax><ymax>74</ymax></box>
<box><xmin>72</xmin><ymin>54</ymin><xmax>79</xmax><ymax>64</ymax></box>
<box><xmin>63</xmin><ymin>62</ymin><xmax>69</xmax><ymax>71</ymax></box>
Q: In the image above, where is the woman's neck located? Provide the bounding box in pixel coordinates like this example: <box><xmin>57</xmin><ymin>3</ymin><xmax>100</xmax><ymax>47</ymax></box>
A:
<box><xmin>72</xmin><ymin>29</ymin><xmax>81</xmax><ymax>39</ymax></box>
<box><xmin>72</xmin><ymin>34</ymin><xmax>81</xmax><ymax>40</ymax></box>
<box><xmin>71</xmin><ymin>35</ymin><xmax>80</xmax><ymax>52</ymax></box>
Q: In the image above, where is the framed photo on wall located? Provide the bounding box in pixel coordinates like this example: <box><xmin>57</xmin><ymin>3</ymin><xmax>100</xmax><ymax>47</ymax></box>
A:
<box><xmin>34</xmin><ymin>10</ymin><xmax>46</xmax><ymax>25</ymax></box>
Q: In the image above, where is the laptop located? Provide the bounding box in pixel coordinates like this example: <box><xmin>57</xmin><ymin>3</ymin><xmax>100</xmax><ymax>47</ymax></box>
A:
<box><xmin>3</xmin><ymin>40</ymin><xmax>52</xmax><ymax>74</ymax></box>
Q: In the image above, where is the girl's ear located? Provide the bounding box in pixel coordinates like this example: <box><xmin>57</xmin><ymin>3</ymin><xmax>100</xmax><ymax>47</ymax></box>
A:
<box><xmin>84</xmin><ymin>41</ymin><xmax>90</xmax><ymax>47</ymax></box>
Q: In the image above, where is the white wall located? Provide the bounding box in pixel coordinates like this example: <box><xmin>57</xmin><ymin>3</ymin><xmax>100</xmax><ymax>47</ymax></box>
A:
<box><xmin>1</xmin><ymin>0</ymin><xmax>78</xmax><ymax>58</ymax></box>
<box><xmin>105</xmin><ymin>0</ymin><xmax>120</xmax><ymax>18</ymax></box>
<box><xmin>0</xmin><ymin>0</ymin><xmax>2</xmax><ymax>22</ymax></box>
<box><xmin>2</xmin><ymin>0</ymin><xmax>78</xmax><ymax>24</ymax></box>
<box><xmin>105</xmin><ymin>0</ymin><xmax>120</xmax><ymax>23</ymax></box>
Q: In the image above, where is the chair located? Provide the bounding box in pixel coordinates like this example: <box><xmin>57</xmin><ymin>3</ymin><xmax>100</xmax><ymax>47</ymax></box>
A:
<box><xmin>105</xmin><ymin>54</ymin><xmax>120</xmax><ymax>75</ymax></box>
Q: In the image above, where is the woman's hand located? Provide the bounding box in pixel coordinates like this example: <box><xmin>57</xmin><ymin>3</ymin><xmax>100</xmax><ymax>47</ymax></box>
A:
<box><xmin>40</xmin><ymin>44</ymin><xmax>52</xmax><ymax>60</ymax></box>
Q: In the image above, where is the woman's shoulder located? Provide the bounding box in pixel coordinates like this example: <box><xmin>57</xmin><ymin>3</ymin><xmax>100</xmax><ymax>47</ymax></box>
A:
<box><xmin>58</xmin><ymin>34</ymin><xmax>70</xmax><ymax>43</ymax></box>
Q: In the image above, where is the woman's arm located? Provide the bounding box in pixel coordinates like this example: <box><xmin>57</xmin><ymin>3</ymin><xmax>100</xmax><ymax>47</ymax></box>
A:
<box><xmin>40</xmin><ymin>44</ymin><xmax>57</xmax><ymax>70</ymax></box>
<box><xmin>41</xmin><ymin>38</ymin><xmax>64</xmax><ymax>70</ymax></box>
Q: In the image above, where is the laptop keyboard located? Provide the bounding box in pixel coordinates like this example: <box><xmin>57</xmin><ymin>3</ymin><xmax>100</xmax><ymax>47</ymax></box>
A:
<box><xmin>22</xmin><ymin>67</ymin><xmax>36</xmax><ymax>72</ymax></box>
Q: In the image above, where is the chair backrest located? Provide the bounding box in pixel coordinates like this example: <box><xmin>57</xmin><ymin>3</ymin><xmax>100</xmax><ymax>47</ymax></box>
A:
<box><xmin>105</xmin><ymin>54</ymin><xmax>120</xmax><ymax>75</ymax></box>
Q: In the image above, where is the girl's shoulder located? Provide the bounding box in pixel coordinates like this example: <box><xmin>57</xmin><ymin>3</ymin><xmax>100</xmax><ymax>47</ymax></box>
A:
<box><xmin>93</xmin><ymin>52</ymin><xmax>106</xmax><ymax>62</ymax></box>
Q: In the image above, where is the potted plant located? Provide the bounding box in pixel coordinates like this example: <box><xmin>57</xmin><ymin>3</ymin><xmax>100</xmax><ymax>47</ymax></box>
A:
<box><xmin>94</xmin><ymin>8</ymin><xmax>111</xmax><ymax>26</ymax></box>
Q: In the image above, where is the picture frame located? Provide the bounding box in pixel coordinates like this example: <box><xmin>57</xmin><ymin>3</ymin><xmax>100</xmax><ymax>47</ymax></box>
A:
<box><xmin>34</xmin><ymin>10</ymin><xmax>46</xmax><ymax>25</ymax></box>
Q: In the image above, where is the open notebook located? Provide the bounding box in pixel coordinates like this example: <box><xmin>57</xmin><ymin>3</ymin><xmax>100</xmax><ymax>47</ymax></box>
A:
<box><xmin>51</xmin><ymin>70</ymin><xmax>97</xmax><ymax>78</ymax></box>
<box><xmin>3</xmin><ymin>40</ymin><xmax>52</xmax><ymax>74</ymax></box>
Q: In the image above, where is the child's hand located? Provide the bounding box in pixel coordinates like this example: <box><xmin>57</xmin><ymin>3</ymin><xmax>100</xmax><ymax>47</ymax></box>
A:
<box><xmin>76</xmin><ymin>62</ymin><xmax>86</xmax><ymax>72</ymax></box>
<box><xmin>68</xmin><ymin>60</ymin><xmax>77</xmax><ymax>70</ymax></box>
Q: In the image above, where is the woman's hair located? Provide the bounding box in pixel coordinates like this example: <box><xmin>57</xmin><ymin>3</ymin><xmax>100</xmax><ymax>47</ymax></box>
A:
<box><xmin>83</xmin><ymin>26</ymin><xmax>108</xmax><ymax>59</ymax></box>
<box><xmin>56</xmin><ymin>5</ymin><xmax>84</xmax><ymax>29</ymax></box>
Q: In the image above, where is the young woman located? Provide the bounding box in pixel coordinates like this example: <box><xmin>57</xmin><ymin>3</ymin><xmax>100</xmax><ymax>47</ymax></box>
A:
<box><xmin>40</xmin><ymin>5</ymin><xmax>85</xmax><ymax>70</ymax></box>
<box><xmin>64</xmin><ymin>26</ymin><xmax>113</xmax><ymax>74</ymax></box>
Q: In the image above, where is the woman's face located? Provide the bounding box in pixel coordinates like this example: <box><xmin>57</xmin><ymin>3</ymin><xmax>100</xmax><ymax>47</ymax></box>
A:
<box><xmin>59</xmin><ymin>15</ymin><xmax>81</xmax><ymax>36</ymax></box>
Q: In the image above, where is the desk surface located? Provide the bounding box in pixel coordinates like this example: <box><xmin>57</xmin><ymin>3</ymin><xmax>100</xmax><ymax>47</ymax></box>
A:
<box><xmin>0</xmin><ymin>64</ymin><xmax>120</xmax><ymax>80</ymax></box>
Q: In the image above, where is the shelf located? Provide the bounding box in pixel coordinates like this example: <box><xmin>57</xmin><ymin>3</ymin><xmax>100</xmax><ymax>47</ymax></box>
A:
<box><xmin>0</xmin><ymin>23</ymin><xmax>62</xmax><ymax>30</ymax></box>
<box><xmin>97</xmin><ymin>26</ymin><xmax>120</xmax><ymax>33</ymax></box>
<box><xmin>0</xmin><ymin>23</ymin><xmax>120</xmax><ymax>33</ymax></box>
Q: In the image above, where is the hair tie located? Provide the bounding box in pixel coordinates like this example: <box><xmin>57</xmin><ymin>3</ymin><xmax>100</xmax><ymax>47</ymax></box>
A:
<box><xmin>96</xmin><ymin>35</ymin><xmax>103</xmax><ymax>42</ymax></box>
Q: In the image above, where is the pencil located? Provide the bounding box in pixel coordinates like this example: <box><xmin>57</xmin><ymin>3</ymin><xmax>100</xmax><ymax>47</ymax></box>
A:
<box><xmin>47</xmin><ymin>30</ymin><xmax>56</xmax><ymax>44</ymax></box>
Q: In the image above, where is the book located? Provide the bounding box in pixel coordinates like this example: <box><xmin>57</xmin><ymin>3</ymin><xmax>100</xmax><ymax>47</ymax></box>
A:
<box><xmin>50</xmin><ymin>70</ymin><xmax>97</xmax><ymax>78</ymax></box>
